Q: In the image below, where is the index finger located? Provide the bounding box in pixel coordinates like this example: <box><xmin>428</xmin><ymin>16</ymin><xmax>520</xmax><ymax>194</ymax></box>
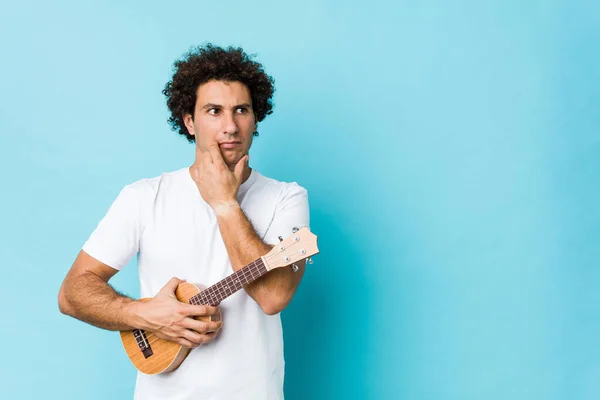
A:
<box><xmin>208</xmin><ymin>143</ymin><xmax>227</xmax><ymax>167</ymax></box>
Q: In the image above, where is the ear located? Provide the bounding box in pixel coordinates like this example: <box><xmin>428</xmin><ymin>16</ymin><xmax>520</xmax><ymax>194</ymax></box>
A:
<box><xmin>183</xmin><ymin>113</ymin><xmax>195</xmax><ymax>136</ymax></box>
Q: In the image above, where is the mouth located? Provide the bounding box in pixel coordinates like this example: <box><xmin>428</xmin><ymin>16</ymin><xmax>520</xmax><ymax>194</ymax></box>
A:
<box><xmin>219</xmin><ymin>142</ymin><xmax>242</xmax><ymax>149</ymax></box>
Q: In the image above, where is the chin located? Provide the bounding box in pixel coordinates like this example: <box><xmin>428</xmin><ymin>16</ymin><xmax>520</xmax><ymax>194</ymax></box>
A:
<box><xmin>224</xmin><ymin>154</ymin><xmax>241</xmax><ymax>165</ymax></box>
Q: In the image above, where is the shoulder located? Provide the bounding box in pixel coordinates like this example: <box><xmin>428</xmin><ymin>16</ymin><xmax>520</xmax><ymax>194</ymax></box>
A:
<box><xmin>251</xmin><ymin>170</ymin><xmax>309</xmax><ymax>205</ymax></box>
<box><xmin>248</xmin><ymin>171</ymin><xmax>311</xmax><ymax>242</ymax></box>
<box><xmin>119</xmin><ymin>167</ymin><xmax>189</xmax><ymax>199</ymax></box>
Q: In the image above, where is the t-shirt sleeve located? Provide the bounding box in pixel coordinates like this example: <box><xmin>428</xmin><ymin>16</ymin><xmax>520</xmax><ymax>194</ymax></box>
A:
<box><xmin>81</xmin><ymin>184</ymin><xmax>141</xmax><ymax>270</ymax></box>
<box><xmin>263</xmin><ymin>183</ymin><xmax>310</xmax><ymax>246</ymax></box>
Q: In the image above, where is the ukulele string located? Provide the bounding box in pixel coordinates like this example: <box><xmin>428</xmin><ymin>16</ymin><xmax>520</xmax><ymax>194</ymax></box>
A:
<box><xmin>137</xmin><ymin>248</ymin><xmax>307</xmax><ymax>353</ymax></box>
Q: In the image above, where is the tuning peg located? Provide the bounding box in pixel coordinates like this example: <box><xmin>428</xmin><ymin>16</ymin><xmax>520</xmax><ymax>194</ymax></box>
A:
<box><xmin>292</xmin><ymin>227</ymin><xmax>299</xmax><ymax>233</ymax></box>
<box><xmin>291</xmin><ymin>264</ymin><xmax>299</xmax><ymax>272</ymax></box>
<box><xmin>307</xmin><ymin>257</ymin><xmax>314</xmax><ymax>265</ymax></box>
<box><xmin>278</xmin><ymin>236</ymin><xmax>283</xmax><ymax>242</ymax></box>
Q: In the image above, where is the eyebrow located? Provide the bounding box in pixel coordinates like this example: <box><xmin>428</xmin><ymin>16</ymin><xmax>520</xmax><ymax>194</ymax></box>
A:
<box><xmin>201</xmin><ymin>103</ymin><xmax>252</xmax><ymax>110</ymax></box>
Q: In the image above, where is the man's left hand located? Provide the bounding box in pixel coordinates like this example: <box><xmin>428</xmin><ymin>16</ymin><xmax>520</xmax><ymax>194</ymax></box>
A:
<box><xmin>191</xmin><ymin>143</ymin><xmax>248</xmax><ymax>213</ymax></box>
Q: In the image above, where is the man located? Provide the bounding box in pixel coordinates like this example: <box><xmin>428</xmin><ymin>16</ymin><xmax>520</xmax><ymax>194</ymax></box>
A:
<box><xmin>58</xmin><ymin>44</ymin><xmax>310</xmax><ymax>400</ymax></box>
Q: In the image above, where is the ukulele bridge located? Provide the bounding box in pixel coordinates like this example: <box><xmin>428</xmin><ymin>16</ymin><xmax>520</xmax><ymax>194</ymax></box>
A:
<box><xmin>133</xmin><ymin>329</ymin><xmax>154</xmax><ymax>359</ymax></box>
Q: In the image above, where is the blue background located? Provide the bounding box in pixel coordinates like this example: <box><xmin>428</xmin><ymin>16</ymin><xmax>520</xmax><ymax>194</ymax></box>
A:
<box><xmin>1</xmin><ymin>0</ymin><xmax>599</xmax><ymax>399</ymax></box>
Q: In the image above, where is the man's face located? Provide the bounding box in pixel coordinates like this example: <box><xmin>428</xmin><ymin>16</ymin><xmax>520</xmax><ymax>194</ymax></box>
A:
<box><xmin>184</xmin><ymin>80</ymin><xmax>256</xmax><ymax>167</ymax></box>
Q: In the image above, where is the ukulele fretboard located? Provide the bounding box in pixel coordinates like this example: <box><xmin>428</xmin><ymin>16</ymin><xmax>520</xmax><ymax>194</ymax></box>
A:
<box><xmin>189</xmin><ymin>258</ymin><xmax>268</xmax><ymax>306</ymax></box>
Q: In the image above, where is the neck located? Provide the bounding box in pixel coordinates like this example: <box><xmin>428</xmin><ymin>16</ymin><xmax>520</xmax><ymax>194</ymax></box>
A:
<box><xmin>237</xmin><ymin>163</ymin><xmax>252</xmax><ymax>184</ymax></box>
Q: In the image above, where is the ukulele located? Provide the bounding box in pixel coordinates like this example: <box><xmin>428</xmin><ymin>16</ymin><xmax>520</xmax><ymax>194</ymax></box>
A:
<box><xmin>119</xmin><ymin>227</ymin><xmax>319</xmax><ymax>375</ymax></box>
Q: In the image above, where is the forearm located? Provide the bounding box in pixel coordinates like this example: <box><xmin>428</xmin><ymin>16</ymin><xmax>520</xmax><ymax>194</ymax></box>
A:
<box><xmin>214</xmin><ymin>202</ymin><xmax>304</xmax><ymax>315</ymax></box>
<box><xmin>58</xmin><ymin>271</ymin><xmax>140</xmax><ymax>331</ymax></box>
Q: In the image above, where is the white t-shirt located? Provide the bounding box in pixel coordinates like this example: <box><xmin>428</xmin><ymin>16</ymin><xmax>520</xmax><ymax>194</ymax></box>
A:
<box><xmin>82</xmin><ymin>166</ymin><xmax>310</xmax><ymax>400</ymax></box>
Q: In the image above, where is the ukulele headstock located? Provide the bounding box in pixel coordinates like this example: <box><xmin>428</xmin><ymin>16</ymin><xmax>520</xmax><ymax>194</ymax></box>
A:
<box><xmin>263</xmin><ymin>227</ymin><xmax>319</xmax><ymax>271</ymax></box>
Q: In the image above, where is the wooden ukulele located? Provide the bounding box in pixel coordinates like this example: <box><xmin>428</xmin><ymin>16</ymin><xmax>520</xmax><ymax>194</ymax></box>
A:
<box><xmin>119</xmin><ymin>227</ymin><xmax>319</xmax><ymax>375</ymax></box>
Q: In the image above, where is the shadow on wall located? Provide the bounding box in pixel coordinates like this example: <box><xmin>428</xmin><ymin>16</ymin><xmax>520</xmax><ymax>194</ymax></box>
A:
<box><xmin>282</xmin><ymin>206</ymin><xmax>373</xmax><ymax>400</ymax></box>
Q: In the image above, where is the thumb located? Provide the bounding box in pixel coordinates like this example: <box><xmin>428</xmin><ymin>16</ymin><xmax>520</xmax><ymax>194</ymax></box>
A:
<box><xmin>159</xmin><ymin>277</ymin><xmax>185</xmax><ymax>295</ymax></box>
<box><xmin>234</xmin><ymin>155</ymin><xmax>248</xmax><ymax>182</ymax></box>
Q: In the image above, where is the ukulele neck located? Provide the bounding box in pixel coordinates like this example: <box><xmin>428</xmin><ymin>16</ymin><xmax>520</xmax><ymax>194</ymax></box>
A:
<box><xmin>188</xmin><ymin>258</ymin><xmax>267</xmax><ymax>306</ymax></box>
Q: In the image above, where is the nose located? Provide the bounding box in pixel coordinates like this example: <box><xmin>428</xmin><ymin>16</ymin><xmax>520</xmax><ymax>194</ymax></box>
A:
<box><xmin>222</xmin><ymin>110</ymin><xmax>238</xmax><ymax>136</ymax></box>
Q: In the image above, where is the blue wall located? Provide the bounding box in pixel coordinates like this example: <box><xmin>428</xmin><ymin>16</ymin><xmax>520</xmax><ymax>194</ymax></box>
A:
<box><xmin>1</xmin><ymin>0</ymin><xmax>599</xmax><ymax>399</ymax></box>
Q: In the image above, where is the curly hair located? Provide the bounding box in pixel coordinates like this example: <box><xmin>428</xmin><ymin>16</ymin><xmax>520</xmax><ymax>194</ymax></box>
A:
<box><xmin>162</xmin><ymin>44</ymin><xmax>276</xmax><ymax>143</ymax></box>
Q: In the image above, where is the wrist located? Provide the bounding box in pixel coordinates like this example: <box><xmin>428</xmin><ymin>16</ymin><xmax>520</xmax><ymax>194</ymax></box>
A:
<box><xmin>123</xmin><ymin>299</ymin><xmax>148</xmax><ymax>330</ymax></box>
<box><xmin>212</xmin><ymin>200</ymin><xmax>241</xmax><ymax>216</ymax></box>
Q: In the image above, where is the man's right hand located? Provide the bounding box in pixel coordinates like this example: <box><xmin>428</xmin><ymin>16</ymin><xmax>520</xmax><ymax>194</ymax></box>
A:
<box><xmin>131</xmin><ymin>277</ymin><xmax>222</xmax><ymax>348</ymax></box>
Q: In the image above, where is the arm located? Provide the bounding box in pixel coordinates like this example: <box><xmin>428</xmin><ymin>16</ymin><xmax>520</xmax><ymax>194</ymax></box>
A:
<box><xmin>58</xmin><ymin>184</ymin><xmax>143</xmax><ymax>332</ymax></box>
<box><xmin>59</xmin><ymin>183</ymin><xmax>221</xmax><ymax>348</ymax></box>
<box><xmin>58</xmin><ymin>250</ymin><xmax>222</xmax><ymax>347</ymax></box>
<box><xmin>214</xmin><ymin>203</ymin><xmax>305</xmax><ymax>315</ymax></box>
<box><xmin>192</xmin><ymin>144</ymin><xmax>309</xmax><ymax>315</ymax></box>
<box><xmin>58</xmin><ymin>250</ymin><xmax>138</xmax><ymax>331</ymax></box>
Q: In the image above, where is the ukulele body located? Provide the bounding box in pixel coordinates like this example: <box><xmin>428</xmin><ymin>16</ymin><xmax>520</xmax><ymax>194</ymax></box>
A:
<box><xmin>119</xmin><ymin>282</ymin><xmax>222</xmax><ymax>375</ymax></box>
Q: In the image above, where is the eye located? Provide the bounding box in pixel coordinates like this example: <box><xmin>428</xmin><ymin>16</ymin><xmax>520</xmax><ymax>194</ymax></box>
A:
<box><xmin>208</xmin><ymin>108</ymin><xmax>220</xmax><ymax>115</ymax></box>
<box><xmin>235</xmin><ymin>107</ymin><xmax>248</xmax><ymax>114</ymax></box>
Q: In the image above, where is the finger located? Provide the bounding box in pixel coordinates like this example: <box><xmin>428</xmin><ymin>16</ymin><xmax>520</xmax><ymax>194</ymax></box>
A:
<box><xmin>176</xmin><ymin>337</ymin><xmax>196</xmax><ymax>348</ymax></box>
<box><xmin>160</xmin><ymin>277</ymin><xmax>184</xmax><ymax>295</ymax></box>
<box><xmin>192</xmin><ymin>163</ymin><xmax>207</xmax><ymax>179</ymax></box>
<box><xmin>208</xmin><ymin>143</ymin><xmax>227</xmax><ymax>167</ymax></box>
<box><xmin>154</xmin><ymin>329</ymin><xmax>193</xmax><ymax>347</ymax></box>
<box><xmin>234</xmin><ymin>155</ymin><xmax>248</xmax><ymax>182</ymax></box>
<box><xmin>205</xmin><ymin>320</ymin><xmax>223</xmax><ymax>333</ymax></box>
<box><xmin>181</xmin><ymin>329</ymin><xmax>204</xmax><ymax>346</ymax></box>
<box><xmin>182</xmin><ymin>319</ymin><xmax>207</xmax><ymax>333</ymax></box>
<box><xmin>201</xmin><ymin>331</ymin><xmax>217</xmax><ymax>344</ymax></box>
<box><xmin>181</xmin><ymin>318</ymin><xmax>209</xmax><ymax>334</ymax></box>
<box><xmin>190</xmin><ymin>165</ymin><xmax>199</xmax><ymax>181</ymax></box>
<box><xmin>181</xmin><ymin>317</ymin><xmax>222</xmax><ymax>333</ymax></box>
<box><xmin>182</xmin><ymin>304</ymin><xmax>219</xmax><ymax>317</ymax></box>
<box><xmin>199</xmin><ymin>151</ymin><xmax>210</xmax><ymax>169</ymax></box>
